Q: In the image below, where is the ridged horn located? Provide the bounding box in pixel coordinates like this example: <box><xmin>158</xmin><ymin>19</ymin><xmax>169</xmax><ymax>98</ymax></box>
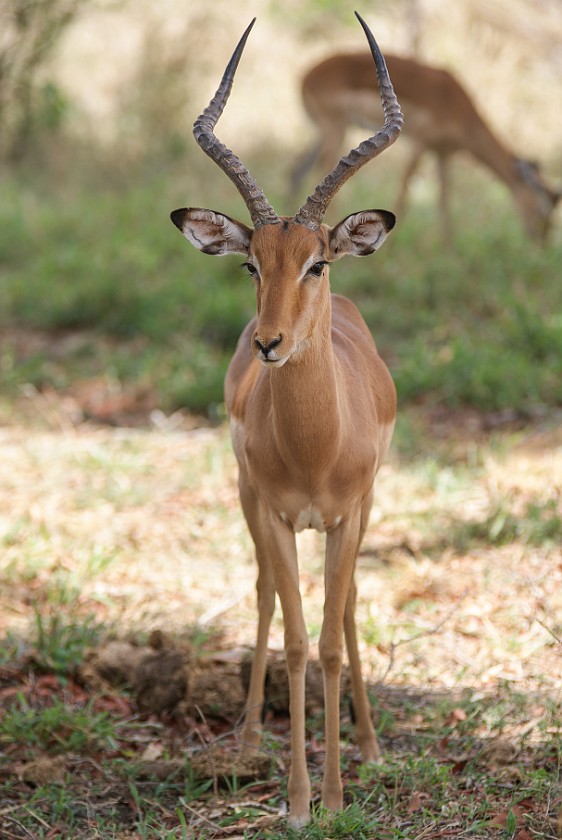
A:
<box><xmin>294</xmin><ymin>12</ymin><xmax>403</xmax><ymax>230</ymax></box>
<box><xmin>193</xmin><ymin>19</ymin><xmax>280</xmax><ymax>228</ymax></box>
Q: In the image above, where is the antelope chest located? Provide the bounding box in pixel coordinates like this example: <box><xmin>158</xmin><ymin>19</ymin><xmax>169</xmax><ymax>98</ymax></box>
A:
<box><xmin>231</xmin><ymin>416</ymin><xmax>379</xmax><ymax>534</ymax></box>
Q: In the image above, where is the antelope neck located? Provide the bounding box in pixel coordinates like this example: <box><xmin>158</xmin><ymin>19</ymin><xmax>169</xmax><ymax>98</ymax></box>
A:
<box><xmin>268</xmin><ymin>311</ymin><xmax>342</xmax><ymax>471</ymax></box>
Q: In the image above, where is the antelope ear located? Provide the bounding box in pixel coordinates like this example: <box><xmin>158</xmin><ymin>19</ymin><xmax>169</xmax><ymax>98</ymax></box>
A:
<box><xmin>171</xmin><ymin>208</ymin><xmax>252</xmax><ymax>255</ymax></box>
<box><xmin>328</xmin><ymin>210</ymin><xmax>395</xmax><ymax>259</ymax></box>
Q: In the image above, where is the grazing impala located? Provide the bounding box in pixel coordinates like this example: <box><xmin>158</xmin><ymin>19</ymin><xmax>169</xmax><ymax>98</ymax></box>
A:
<box><xmin>292</xmin><ymin>51</ymin><xmax>560</xmax><ymax>241</ymax></box>
<box><xmin>171</xmin><ymin>14</ymin><xmax>402</xmax><ymax>828</ymax></box>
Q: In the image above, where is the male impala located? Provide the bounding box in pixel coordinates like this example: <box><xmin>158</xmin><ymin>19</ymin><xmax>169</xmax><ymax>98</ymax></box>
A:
<box><xmin>292</xmin><ymin>51</ymin><xmax>560</xmax><ymax>241</ymax></box>
<box><xmin>171</xmin><ymin>14</ymin><xmax>402</xmax><ymax>828</ymax></box>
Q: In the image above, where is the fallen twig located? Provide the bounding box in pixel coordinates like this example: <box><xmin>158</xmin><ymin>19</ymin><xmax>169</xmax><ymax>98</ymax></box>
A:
<box><xmin>537</xmin><ymin>617</ymin><xmax>562</xmax><ymax>646</ymax></box>
<box><xmin>380</xmin><ymin>590</ymin><xmax>469</xmax><ymax>683</ymax></box>
<box><xmin>193</xmin><ymin>705</ymin><xmax>220</xmax><ymax>798</ymax></box>
<box><xmin>178</xmin><ymin>797</ymin><xmax>223</xmax><ymax>833</ymax></box>
<box><xmin>1</xmin><ymin>815</ymin><xmax>37</xmax><ymax>840</ymax></box>
<box><xmin>228</xmin><ymin>799</ymin><xmax>283</xmax><ymax>815</ymax></box>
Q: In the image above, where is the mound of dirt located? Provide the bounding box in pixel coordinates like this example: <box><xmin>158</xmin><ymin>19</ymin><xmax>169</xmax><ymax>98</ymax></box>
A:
<box><xmin>82</xmin><ymin>630</ymin><xmax>191</xmax><ymax>715</ymax></box>
<box><xmin>82</xmin><ymin>631</ymin><xmax>353</xmax><ymax>722</ymax></box>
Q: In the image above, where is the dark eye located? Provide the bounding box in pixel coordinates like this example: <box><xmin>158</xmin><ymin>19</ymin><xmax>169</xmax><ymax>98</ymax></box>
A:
<box><xmin>243</xmin><ymin>261</ymin><xmax>258</xmax><ymax>277</ymax></box>
<box><xmin>308</xmin><ymin>261</ymin><xmax>327</xmax><ymax>277</ymax></box>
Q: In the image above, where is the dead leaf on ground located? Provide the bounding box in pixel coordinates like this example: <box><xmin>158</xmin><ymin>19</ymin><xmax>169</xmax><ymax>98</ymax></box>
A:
<box><xmin>407</xmin><ymin>790</ymin><xmax>431</xmax><ymax>812</ymax></box>
<box><xmin>490</xmin><ymin>802</ymin><xmax>533</xmax><ymax>829</ymax></box>
<box><xmin>444</xmin><ymin>707</ymin><xmax>467</xmax><ymax>727</ymax></box>
<box><xmin>140</xmin><ymin>742</ymin><xmax>164</xmax><ymax>762</ymax></box>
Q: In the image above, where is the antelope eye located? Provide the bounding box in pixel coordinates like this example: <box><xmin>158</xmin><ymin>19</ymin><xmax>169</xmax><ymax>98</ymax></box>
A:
<box><xmin>309</xmin><ymin>261</ymin><xmax>327</xmax><ymax>277</ymax></box>
<box><xmin>243</xmin><ymin>262</ymin><xmax>258</xmax><ymax>277</ymax></box>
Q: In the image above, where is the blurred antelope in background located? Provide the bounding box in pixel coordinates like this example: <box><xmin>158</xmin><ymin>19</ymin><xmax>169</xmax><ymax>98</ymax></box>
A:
<box><xmin>292</xmin><ymin>51</ymin><xmax>561</xmax><ymax>241</ymax></box>
<box><xmin>171</xmin><ymin>13</ymin><xmax>402</xmax><ymax>828</ymax></box>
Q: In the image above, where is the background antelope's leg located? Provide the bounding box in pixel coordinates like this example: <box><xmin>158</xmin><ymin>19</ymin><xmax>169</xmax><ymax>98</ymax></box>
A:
<box><xmin>267</xmin><ymin>515</ymin><xmax>311</xmax><ymax>829</ymax></box>
<box><xmin>289</xmin><ymin>139</ymin><xmax>323</xmax><ymax>201</ymax></box>
<box><xmin>320</xmin><ymin>510</ymin><xmax>363</xmax><ymax>812</ymax></box>
<box><xmin>344</xmin><ymin>491</ymin><xmax>380</xmax><ymax>762</ymax></box>
<box><xmin>395</xmin><ymin>143</ymin><xmax>424</xmax><ymax>221</ymax></box>
<box><xmin>238</xmin><ymin>479</ymin><xmax>276</xmax><ymax>752</ymax></box>
<box><xmin>436</xmin><ymin>152</ymin><xmax>452</xmax><ymax>241</ymax></box>
<box><xmin>316</xmin><ymin>114</ymin><xmax>347</xmax><ymax>177</ymax></box>
<box><xmin>289</xmin><ymin>114</ymin><xmax>346</xmax><ymax>204</ymax></box>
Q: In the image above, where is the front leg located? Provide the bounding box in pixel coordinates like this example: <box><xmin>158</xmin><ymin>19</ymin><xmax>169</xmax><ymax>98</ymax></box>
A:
<box><xmin>264</xmin><ymin>512</ymin><xmax>311</xmax><ymax>829</ymax></box>
<box><xmin>238</xmin><ymin>478</ymin><xmax>276</xmax><ymax>753</ymax></box>
<box><xmin>320</xmin><ymin>509</ymin><xmax>363</xmax><ymax>812</ymax></box>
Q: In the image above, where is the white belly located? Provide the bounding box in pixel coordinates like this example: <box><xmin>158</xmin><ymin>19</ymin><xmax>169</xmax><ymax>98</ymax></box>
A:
<box><xmin>282</xmin><ymin>507</ymin><xmax>342</xmax><ymax>533</ymax></box>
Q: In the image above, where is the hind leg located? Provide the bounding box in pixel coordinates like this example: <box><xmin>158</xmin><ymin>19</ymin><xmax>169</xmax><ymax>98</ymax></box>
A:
<box><xmin>343</xmin><ymin>491</ymin><xmax>380</xmax><ymax>763</ymax></box>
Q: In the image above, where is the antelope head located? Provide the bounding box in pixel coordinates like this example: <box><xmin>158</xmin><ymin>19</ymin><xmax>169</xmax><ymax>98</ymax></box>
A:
<box><xmin>171</xmin><ymin>13</ymin><xmax>403</xmax><ymax>367</ymax></box>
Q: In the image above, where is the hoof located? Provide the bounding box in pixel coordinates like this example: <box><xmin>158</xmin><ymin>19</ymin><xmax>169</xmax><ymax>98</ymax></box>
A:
<box><xmin>288</xmin><ymin>810</ymin><xmax>311</xmax><ymax>830</ymax></box>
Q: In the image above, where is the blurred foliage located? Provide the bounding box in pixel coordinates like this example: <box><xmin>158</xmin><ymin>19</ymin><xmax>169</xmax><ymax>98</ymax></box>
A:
<box><xmin>267</xmin><ymin>0</ymin><xmax>417</xmax><ymax>37</ymax></box>
<box><xmin>111</xmin><ymin>15</ymin><xmax>199</xmax><ymax>168</ymax></box>
<box><xmin>0</xmin><ymin>0</ymin><xmax>94</xmax><ymax>162</ymax></box>
<box><xmin>1</xmin><ymin>156</ymin><xmax>561</xmax><ymax>418</ymax></box>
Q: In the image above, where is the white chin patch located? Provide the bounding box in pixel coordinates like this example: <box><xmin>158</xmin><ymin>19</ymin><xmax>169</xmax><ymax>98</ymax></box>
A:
<box><xmin>258</xmin><ymin>355</ymin><xmax>289</xmax><ymax>368</ymax></box>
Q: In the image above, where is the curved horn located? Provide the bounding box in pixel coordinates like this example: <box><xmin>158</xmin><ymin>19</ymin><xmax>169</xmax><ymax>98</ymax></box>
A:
<box><xmin>295</xmin><ymin>12</ymin><xmax>403</xmax><ymax>230</ymax></box>
<box><xmin>193</xmin><ymin>19</ymin><xmax>280</xmax><ymax>228</ymax></box>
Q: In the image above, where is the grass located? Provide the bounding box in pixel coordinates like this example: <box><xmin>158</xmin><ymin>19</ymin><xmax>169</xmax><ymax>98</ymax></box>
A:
<box><xmin>3</xmin><ymin>675</ymin><xmax>558</xmax><ymax>838</ymax></box>
<box><xmin>0</xmin><ymin>409</ymin><xmax>561</xmax><ymax>838</ymax></box>
<box><xmin>450</xmin><ymin>496</ymin><xmax>562</xmax><ymax>551</ymax></box>
<box><xmin>31</xmin><ymin>611</ymin><xmax>105</xmax><ymax>679</ymax></box>
<box><xmin>0</xmin><ymin>695</ymin><xmax>118</xmax><ymax>755</ymax></box>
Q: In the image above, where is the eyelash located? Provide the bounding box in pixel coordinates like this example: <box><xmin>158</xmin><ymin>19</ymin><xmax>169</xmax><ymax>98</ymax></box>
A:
<box><xmin>308</xmin><ymin>261</ymin><xmax>328</xmax><ymax>277</ymax></box>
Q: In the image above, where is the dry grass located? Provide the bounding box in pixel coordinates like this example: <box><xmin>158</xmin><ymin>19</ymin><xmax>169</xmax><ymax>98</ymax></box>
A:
<box><xmin>1</xmin><ymin>395</ymin><xmax>561</xmax><ymax>691</ymax></box>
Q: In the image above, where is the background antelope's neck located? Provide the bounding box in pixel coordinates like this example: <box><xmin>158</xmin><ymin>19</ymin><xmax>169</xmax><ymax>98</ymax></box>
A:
<box><xmin>467</xmin><ymin>123</ymin><xmax>519</xmax><ymax>188</ymax></box>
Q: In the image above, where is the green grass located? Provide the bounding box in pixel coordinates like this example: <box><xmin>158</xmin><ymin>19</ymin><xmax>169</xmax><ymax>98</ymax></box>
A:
<box><xmin>31</xmin><ymin>611</ymin><xmax>105</xmax><ymax>678</ymax></box>
<box><xmin>450</xmin><ymin>496</ymin><xmax>562</xmax><ymax>551</ymax></box>
<box><xmin>1</xmin><ymin>679</ymin><xmax>558</xmax><ymax>838</ymax></box>
<box><xmin>0</xmin><ymin>694</ymin><xmax>118</xmax><ymax>754</ymax></box>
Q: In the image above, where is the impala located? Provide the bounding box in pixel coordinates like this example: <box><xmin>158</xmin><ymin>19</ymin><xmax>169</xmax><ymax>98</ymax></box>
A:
<box><xmin>171</xmin><ymin>14</ymin><xmax>402</xmax><ymax>828</ymax></box>
<box><xmin>292</xmin><ymin>51</ymin><xmax>560</xmax><ymax>241</ymax></box>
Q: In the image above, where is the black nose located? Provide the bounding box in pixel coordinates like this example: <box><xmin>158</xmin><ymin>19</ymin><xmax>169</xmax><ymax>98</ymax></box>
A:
<box><xmin>255</xmin><ymin>335</ymin><xmax>282</xmax><ymax>357</ymax></box>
